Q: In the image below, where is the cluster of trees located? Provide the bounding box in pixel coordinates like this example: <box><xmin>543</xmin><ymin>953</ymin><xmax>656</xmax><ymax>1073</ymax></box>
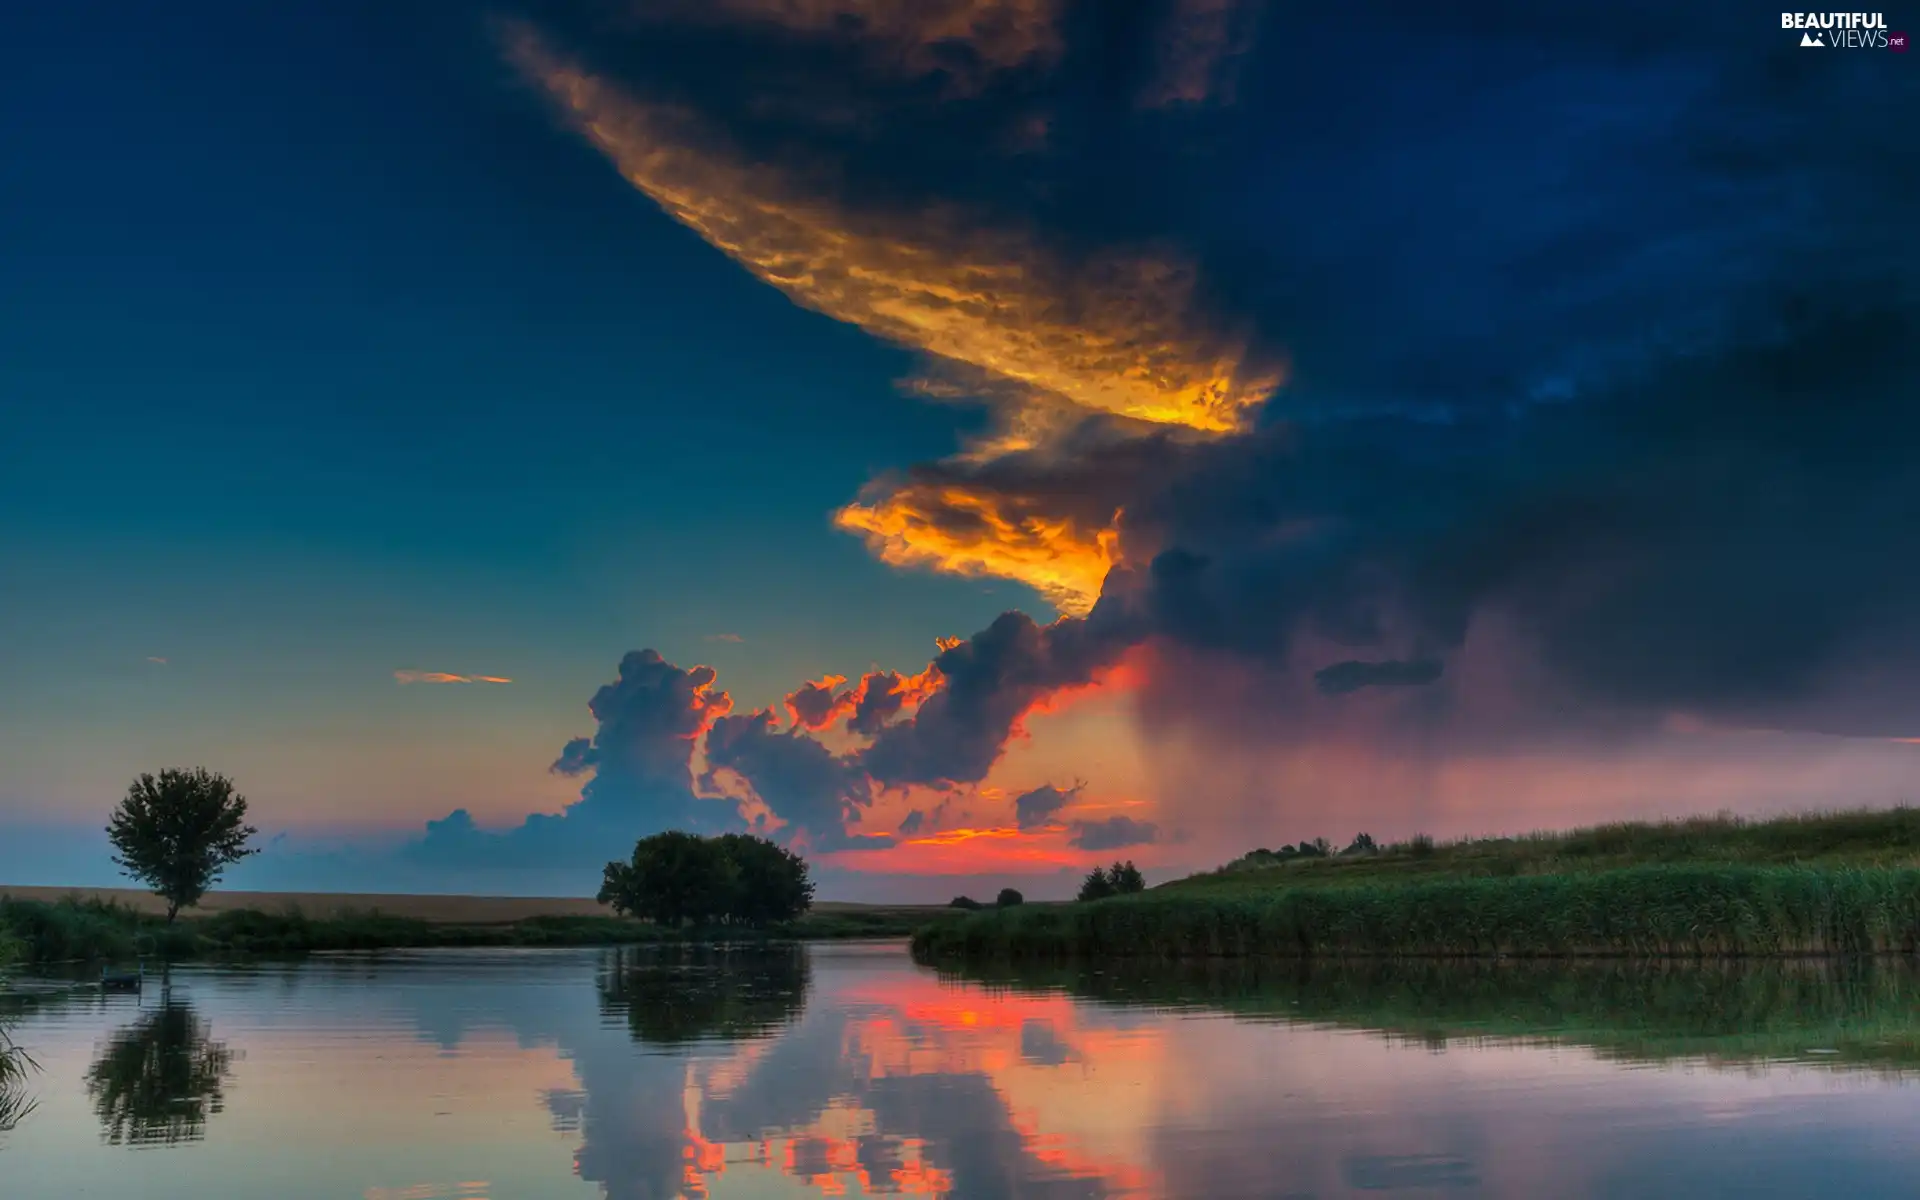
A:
<box><xmin>949</xmin><ymin>888</ymin><xmax>1024</xmax><ymax>911</ymax></box>
<box><xmin>598</xmin><ymin>831</ymin><xmax>814</xmax><ymax>928</ymax></box>
<box><xmin>1077</xmin><ymin>861</ymin><xmax>1146</xmax><ymax>901</ymax></box>
<box><xmin>1240</xmin><ymin>833</ymin><xmax>1381</xmax><ymax>866</ymax></box>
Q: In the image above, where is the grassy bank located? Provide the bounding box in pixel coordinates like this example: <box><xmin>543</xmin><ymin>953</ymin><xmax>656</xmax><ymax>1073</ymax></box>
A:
<box><xmin>916</xmin><ymin>810</ymin><xmax>1920</xmax><ymax>963</ymax></box>
<box><xmin>937</xmin><ymin>956</ymin><xmax>1920</xmax><ymax>1074</ymax></box>
<box><xmin>1171</xmin><ymin>807</ymin><xmax>1920</xmax><ymax>894</ymax></box>
<box><xmin>912</xmin><ymin>864</ymin><xmax>1920</xmax><ymax>961</ymax></box>
<box><xmin>0</xmin><ymin>896</ymin><xmax>943</xmax><ymax>965</ymax></box>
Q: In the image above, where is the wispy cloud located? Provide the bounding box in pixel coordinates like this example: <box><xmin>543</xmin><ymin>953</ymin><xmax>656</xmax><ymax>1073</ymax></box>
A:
<box><xmin>705</xmin><ymin>633</ymin><xmax>745</xmax><ymax>643</ymax></box>
<box><xmin>393</xmin><ymin>670</ymin><xmax>513</xmax><ymax>685</ymax></box>
<box><xmin>145</xmin><ymin>656</ymin><xmax>168</xmax><ymax>665</ymax></box>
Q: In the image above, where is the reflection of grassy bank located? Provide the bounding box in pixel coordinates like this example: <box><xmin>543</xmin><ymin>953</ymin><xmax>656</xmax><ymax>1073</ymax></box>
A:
<box><xmin>0</xmin><ymin>896</ymin><xmax>942</xmax><ymax>965</ymax></box>
<box><xmin>912</xmin><ymin>865</ymin><xmax>1920</xmax><ymax>961</ymax></box>
<box><xmin>0</xmin><ymin>929</ymin><xmax>33</xmax><ymax>1131</ymax></box>
<box><xmin>941</xmin><ymin>956</ymin><xmax>1920</xmax><ymax>1073</ymax></box>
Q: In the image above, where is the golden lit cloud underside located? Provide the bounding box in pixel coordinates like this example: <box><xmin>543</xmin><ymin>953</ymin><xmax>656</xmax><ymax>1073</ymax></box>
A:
<box><xmin>393</xmin><ymin>671</ymin><xmax>513</xmax><ymax>685</ymax></box>
<box><xmin>833</xmin><ymin>485</ymin><xmax>1119</xmax><ymax>615</ymax></box>
<box><xmin>506</xmin><ymin>30</ymin><xmax>1277</xmax><ymax>435</ymax></box>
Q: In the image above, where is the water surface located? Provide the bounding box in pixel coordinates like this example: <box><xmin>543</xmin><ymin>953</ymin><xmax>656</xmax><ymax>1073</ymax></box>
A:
<box><xmin>6</xmin><ymin>943</ymin><xmax>1920</xmax><ymax>1198</ymax></box>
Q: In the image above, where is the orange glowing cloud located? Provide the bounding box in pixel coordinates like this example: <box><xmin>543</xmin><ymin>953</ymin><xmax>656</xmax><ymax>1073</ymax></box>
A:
<box><xmin>834</xmin><ymin>483</ymin><xmax>1118</xmax><ymax>615</ymax></box>
<box><xmin>392</xmin><ymin>671</ymin><xmax>512</xmax><ymax>685</ymax></box>
<box><xmin>786</xmin><ymin>674</ymin><xmax>856</xmax><ymax>730</ymax></box>
<box><xmin>506</xmin><ymin>28</ymin><xmax>1278</xmax><ymax>434</ymax></box>
<box><xmin>824</xmin><ymin>823</ymin><xmax>1085</xmax><ymax>874</ymax></box>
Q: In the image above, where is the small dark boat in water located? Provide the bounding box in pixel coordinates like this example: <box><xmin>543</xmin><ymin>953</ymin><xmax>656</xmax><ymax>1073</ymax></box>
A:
<box><xmin>100</xmin><ymin>963</ymin><xmax>144</xmax><ymax>992</ymax></box>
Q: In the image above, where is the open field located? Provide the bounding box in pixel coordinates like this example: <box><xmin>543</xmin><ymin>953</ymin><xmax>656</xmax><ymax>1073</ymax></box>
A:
<box><xmin>0</xmin><ymin>886</ymin><xmax>943</xmax><ymax>926</ymax></box>
<box><xmin>914</xmin><ymin>809</ymin><xmax>1920</xmax><ymax>963</ymax></box>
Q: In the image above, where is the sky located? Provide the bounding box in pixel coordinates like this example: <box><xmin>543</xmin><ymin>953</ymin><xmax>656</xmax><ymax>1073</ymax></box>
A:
<box><xmin>1</xmin><ymin>1</ymin><xmax>1916</xmax><ymax>901</ymax></box>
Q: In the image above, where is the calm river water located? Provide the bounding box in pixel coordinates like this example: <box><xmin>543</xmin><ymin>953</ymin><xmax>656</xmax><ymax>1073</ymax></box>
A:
<box><xmin>5</xmin><ymin>942</ymin><xmax>1920</xmax><ymax>1198</ymax></box>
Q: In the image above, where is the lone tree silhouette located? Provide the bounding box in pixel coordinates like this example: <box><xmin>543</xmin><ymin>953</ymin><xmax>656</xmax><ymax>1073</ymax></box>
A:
<box><xmin>107</xmin><ymin>768</ymin><xmax>259</xmax><ymax>922</ymax></box>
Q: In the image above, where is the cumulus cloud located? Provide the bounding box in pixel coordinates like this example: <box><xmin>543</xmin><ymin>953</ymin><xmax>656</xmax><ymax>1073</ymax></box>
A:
<box><xmin>785</xmin><ymin>675</ymin><xmax>853</xmax><ymax>731</ymax></box>
<box><xmin>846</xmin><ymin>665</ymin><xmax>943</xmax><ymax>737</ymax></box>
<box><xmin>702</xmin><ymin>709</ymin><xmax>890</xmax><ymax>850</ymax></box>
<box><xmin>1068</xmin><ymin>815</ymin><xmax>1160</xmax><ymax>850</ymax></box>
<box><xmin>858</xmin><ymin>610</ymin><xmax>1133</xmax><ymax>788</ymax></box>
<box><xmin>409</xmin><ymin>650</ymin><xmax>738</xmax><ymax>869</ymax></box>
<box><xmin>394</xmin><ymin>670</ymin><xmax>513</xmax><ymax>685</ymax></box>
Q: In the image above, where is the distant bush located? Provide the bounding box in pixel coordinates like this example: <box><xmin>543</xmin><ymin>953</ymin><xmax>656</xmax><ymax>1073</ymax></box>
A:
<box><xmin>996</xmin><ymin>888</ymin><xmax>1024</xmax><ymax>908</ymax></box>
<box><xmin>1343</xmin><ymin>833</ymin><xmax>1378</xmax><ymax>857</ymax></box>
<box><xmin>1409</xmin><ymin>833</ymin><xmax>1437</xmax><ymax>858</ymax></box>
<box><xmin>951</xmin><ymin>896</ymin><xmax>985</xmax><ymax>911</ymax></box>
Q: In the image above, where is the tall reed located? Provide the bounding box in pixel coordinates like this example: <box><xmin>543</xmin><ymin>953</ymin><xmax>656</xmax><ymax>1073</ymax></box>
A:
<box><xmin>912</xmin><ymin>865</ymin><xmax>1920</xmax><ymax>961</ymax></box>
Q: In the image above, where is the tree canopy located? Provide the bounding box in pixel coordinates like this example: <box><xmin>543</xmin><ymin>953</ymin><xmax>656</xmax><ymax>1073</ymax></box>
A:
<box><xmin>106</xmin><ymin>768</ymin><xmax>258</xmax><ymax>921</ymax></box>
<box><xmin>1077</xmin><ymin>860</ymin><xmax>1146</xmax><ymax>901</ymax></box>
<box><xmin>598</xmin><ymin>832</ymin><xmax>814</xmax><ymax>927</ymax></box>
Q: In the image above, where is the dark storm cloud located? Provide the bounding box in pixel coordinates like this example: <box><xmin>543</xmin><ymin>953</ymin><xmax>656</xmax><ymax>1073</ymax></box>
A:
<box><xmin>1315</xmin><ymin>659</ymin><xmax>1445</xmax><ymax>696</ymax></box>
<box><xmin>482</xmin><ymin>0</ymin><xmax>1920</xmax><ymax>845</ymax></box>
<box><xmin>1068</xmin><ymin>815</ymin><xmax>1160</xmax><ymax>850</ymax></box>
<box><xmin>1013</xmin><ymin>783</ymin><xmax>1076</xmax><ymax>829</ymax></box>
<box><xmin>858</xmin><ymin>608</ymin><xmax>1133</xmax><ymax>787</ymax></box>
<box><xmin>702</xmin><ymin>709</ymin><xmax>892</xmax><ymax>850</ymax></box>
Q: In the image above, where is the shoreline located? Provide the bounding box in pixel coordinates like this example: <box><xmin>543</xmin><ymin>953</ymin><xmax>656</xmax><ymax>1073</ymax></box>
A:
<box><xmin>0</xmin><ymin>889</ymin><xmax>954</xmax><ymax>964</ymax></box>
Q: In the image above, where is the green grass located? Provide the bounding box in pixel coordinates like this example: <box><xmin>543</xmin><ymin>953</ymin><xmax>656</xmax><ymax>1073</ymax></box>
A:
<box><xmin>0</xmin><ymin>897</ymin><xmax>947</xmax><ymax>965</ymax></box>
<box><xmin>912</xmin><ymin>864</ymin><xmax>1920</xmax><ymax>961</ymax></box>
<box><xmin>936</xmin><ymin>956</ymin><xmax>1920</xmax><ymax>1075</ymax></box>
<box><xmin>914</xmin><ymin>809</ymin><xmax>1920</xmax><ymax>963</ymax></box>
<box><xmin>1171</xmin><ymin>807</ymin><xmax>1920</xmax><ymax>894</ymax></box>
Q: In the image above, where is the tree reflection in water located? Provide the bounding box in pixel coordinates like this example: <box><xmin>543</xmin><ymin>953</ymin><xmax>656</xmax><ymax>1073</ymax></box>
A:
<box><xmin>597</xmin><ymin>943</ymin><xmax>810</xmax><ymax>1046</ymax></box>
<box><xmin>86</xmin><ymin>1000</ymin><xmax>239</xmax><ymax>1146</ymax></box>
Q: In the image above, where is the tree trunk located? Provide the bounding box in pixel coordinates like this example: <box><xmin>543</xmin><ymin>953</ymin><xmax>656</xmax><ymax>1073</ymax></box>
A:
<box><xmin>166</xmin><ymin>901</ymin><xmax>179</xmax><ymax>923</ymax></box>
